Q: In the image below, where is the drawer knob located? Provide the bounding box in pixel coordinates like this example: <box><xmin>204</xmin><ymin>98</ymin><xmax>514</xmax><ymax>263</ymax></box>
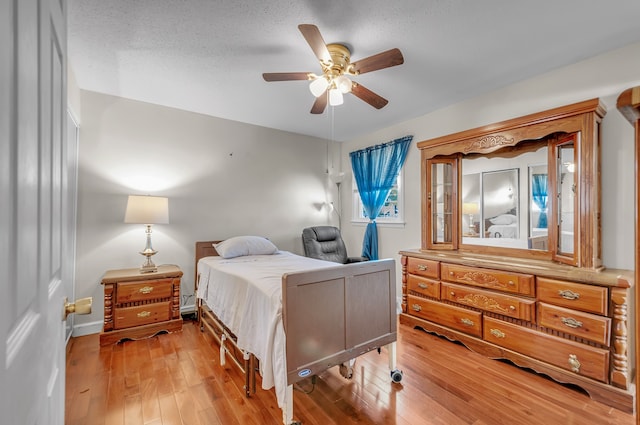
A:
<box><xmin>558</xmin><ymin>290</ymin><xmax>580</xmax><ymax>300</ymax></box>
<box><xmin>450</xmin><ymin>291</ymin><xmax>455</xmax><ymax>297</ymax></box>
<box><xmin>411</xmin><ymin>304</ymin><xmax>422</xmax><ymax>312</ymax></box>
<box><xmin>449</xmin><ymin>271</ymin><xmax>454</xmax><ymax>276</ymax></box>
<box><xmin>490</xmin><ymin>328</ymin><xmax>505</xmax><ymax>338</ymax></box>
<box><xmin>561</xmin><ymin>317</ymin><xmax>583</xmax><ymax>329</ymax></box>
<box><xmin>418</xmin><ymin>282</ymin><xmax>428</xmax><ymax>289</ymax></box>
<box><xmin>137</xmin><ymin>311</ymin><xmax>151</xmax><ymax>318</ymax></box>
<box><xmin>508</xmin><ymin>280</ymin><xmax>514</xmax><ymax>286</ymax></box>
<box><xmin>417</xmin><ymin>264</ymin><xmax>428</xmax><ymax>271</ymax></box>
<box><xmin>139</xmin><ymin>286</ymin><xmax>154</xmax><ymax>294</ymax></box>
<box><xmin>460</xmin><ymin>318</ymin><xmax>474</xmax><ymax>327</ymax></box>
<box><xmin>568</xmin><ymin>354</ymin><xmax>581</xmax><ymax>373</ymax></box>
<box><xmin>509</xmin><ymin>305</ymin><xmax>516</xmax><ymax>311</ymax></box>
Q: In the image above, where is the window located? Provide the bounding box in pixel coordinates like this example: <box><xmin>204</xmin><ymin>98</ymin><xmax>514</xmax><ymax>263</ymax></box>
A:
<box><xmin>351</xmin><ymin>171</ymin><xmax>404</xmax><ymax>226</ymax></box>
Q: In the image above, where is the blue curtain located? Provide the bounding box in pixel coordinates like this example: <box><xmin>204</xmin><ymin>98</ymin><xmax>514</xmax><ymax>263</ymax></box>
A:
<box><xmin>531</xmin><ymin>174</ymin><xmax>548</xmax><ymax>228</ymax></box>
<box><xmin>350</xmin><ymin>135</ymin><xmax>412</xmax><ymax>260</ymax></box>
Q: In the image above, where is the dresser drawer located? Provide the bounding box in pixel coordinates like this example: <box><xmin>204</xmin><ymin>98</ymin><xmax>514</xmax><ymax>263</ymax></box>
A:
<box><xmin>407</xmin><ymin>295</ymin><xmax>482</xmax><ymax>337</ymax></box>
<box><xmin>114</xmin><ymin>301</ymin><xmax>171</xmax><ymax>329</ymax></box>
<box><xmin>441</xmin><ymin>282</ymin><xmax>535</xmax><ymax>322</ymax></box>
<box><xmin>537</xmin><ymin>277</ymin><xmax>608</xmax><ymax>315</ymax></box>
<box><xmin>116</xmin><ymin>278</ymin><xmax>173</xmax><ymax>304</ymax></box>
<box><xmin>538</xmin><ymin>302</ymin><xmax>611</xmax><ymax>346</ymax></box>
<box><xmin>483</xmin><ymin>316</ymin><xmax>609</xmax><ymax>382</ymax></box>
<box><xmin>406</xmin><ymin>257</ymin><xmax>439</xmax><ymax>279</ymax></box>
<box><xmin>407</xmin><ymin>275</ymin><xmax>440</xmax><ymax>299</ymax></box>
<box><xmin>441</xmin><ymin>263</ymin><xmax>534</xmax><ymax>296</ymax></box>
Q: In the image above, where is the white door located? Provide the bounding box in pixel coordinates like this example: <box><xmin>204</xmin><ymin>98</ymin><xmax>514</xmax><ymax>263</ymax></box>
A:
<box><xmin>1</xmin><ymin>0</ymin><xmax>71</xmax><ymax>424</ymax></box>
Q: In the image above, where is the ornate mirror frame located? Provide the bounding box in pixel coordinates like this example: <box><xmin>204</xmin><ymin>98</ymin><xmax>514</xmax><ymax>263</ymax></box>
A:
<box><xmin>419</xmin><ymin>98</ymin><xmax>605</xmax><ymax>269</ymax></box>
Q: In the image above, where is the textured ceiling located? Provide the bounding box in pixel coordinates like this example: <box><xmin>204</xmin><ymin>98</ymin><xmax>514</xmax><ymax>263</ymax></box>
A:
<box><xmin>68</xmin><ymin>0</ymin><xmax>640</xmax><ymax>141</ymax></box>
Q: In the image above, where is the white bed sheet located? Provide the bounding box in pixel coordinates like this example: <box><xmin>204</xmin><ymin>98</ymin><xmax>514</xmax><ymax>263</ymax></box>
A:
<box><xmin>487</xmin><ymin>223</ymin><xmax>517</xmax><ymax>238</ymax></box>
<box><xmin>196</xmin><ymin>251</ymin><xmax>336</xmax><ymax>408</ymax></box>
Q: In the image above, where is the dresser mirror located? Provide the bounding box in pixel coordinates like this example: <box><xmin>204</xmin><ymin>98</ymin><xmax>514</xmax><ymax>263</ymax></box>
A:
<box><xmin>461</xmin><ymin>141</ymin><xmax>547</xmax><ymax>250</ymax></box>
<box><xmin>419</xmin><ymin>98</ymin><xmax>604</xmax><ymax>268</ymax></box>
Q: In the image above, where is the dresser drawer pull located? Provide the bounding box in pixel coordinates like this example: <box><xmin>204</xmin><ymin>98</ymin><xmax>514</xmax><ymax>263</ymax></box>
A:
<box><xmin>561</xmin><ymin>317</ymin><xmax>583</xmax><ymax>329</ymax></box>
<box><xmin>568</xmin><ymin>354</ymin><xmax>581</xmax><ymax>373</ymax></box>
<box><xmin>508</xmin><ymin>280</ymin><xmax>514</xmax><ymax>286</ymax></box>
<box><xmin>460</xmin><ymin>318</ymin><xmax>474</xmax><ymax>327</ymax></box>
<box><xmin>490</xmin><ymin>328</ymin><xmax>506</xmax><ymax>339</ymax></box>
<box><xmin>450</xmin><ymin>291</ymin><xmax>456</xmax><ymax>297</ymax></box>
<box><xmin>137</xmin><ymin>311</ymin><xmax>151</xmax><ymax>318</ymax></box>
<box><xmin>558</xmin><ymin>289</ymin><xmax>580</xmax><ymax>300</ymax></box>
<box><xmin>417</xmin><ymin>264</ymin><xmax>428</xmax><ymax>271</ymax></box>
<box><xmin>411</xmin><ymin>304</ymin><xmax>422</xmax><ymax>312</ymax></box>
<box><xmin>139</xmin><ymin>286</ymin><xmax>154</xmax><ymax>294</ymax></box>
<box><xmin>509</xmin><ymin>305</ymin><xmax>516</xmax><ymax>311</ymax></box>
<box><xmin>449</xmin><ymin>271</ymin><xmax>454</xmax><ymax>276</ymax></box>
<box><xmin>418</xmin><ymin>282</ymin><xmax>429</xmax><ymax>289</ymax></box>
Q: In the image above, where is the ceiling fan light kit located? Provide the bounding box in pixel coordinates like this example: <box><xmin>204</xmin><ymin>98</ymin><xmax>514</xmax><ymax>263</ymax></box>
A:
<box><xmin>263</xmin><ymin>24</ymin><xmax>404</xmax><ymax>114</ymax></box>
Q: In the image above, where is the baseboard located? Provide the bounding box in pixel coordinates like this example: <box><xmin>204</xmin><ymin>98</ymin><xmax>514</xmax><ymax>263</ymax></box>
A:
<box><xmin>72</xmin><ymin>320</ymin><xmax>103</xmax><ymax>337</ymax></box>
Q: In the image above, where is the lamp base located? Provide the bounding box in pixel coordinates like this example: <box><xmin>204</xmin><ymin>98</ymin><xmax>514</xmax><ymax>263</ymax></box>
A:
<box><xmin>139</xmin><ymin>249</ymin><xmax>158</xmax><ymax>273</ymax></box>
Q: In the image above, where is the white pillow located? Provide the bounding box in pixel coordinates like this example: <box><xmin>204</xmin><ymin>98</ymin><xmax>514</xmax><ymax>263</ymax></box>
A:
<box><xmin>489</xmin><ymin>214</ymin><xmax>517</xmax><ymax>225</ymax></box>
<box><xmin>214</xmin><ymin>236</ymin><xmax>278</xmax><ymax>259</ymax></box>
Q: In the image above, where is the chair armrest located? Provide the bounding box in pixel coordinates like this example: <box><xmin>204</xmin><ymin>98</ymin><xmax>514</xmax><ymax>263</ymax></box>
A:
<box><xmin>346</xmin><ymin>256</ymin><xmax>368</xmax><ymax>263</ymax></box>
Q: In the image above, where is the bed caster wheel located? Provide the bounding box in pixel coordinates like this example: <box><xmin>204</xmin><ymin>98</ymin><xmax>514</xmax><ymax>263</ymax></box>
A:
<box><xmin>390</xmin><ymin>369</ymin><xmax>403</xmax><ymax>383</ymax></box>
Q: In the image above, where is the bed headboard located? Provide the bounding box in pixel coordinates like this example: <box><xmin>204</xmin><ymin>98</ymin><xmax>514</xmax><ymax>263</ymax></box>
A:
<box><xmin>194</xmin><ymin>241</ymin><xmax>221</xmax><ymax>290</ymax></box>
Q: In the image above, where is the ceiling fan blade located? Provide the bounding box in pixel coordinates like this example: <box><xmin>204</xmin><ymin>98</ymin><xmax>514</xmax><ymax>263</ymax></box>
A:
<box><xmin>262</xmin><ymin>72</ymin><xmax>312</xmax><ymax>82</ymax></box>
<box><xmin>298</xmin><ymin>24</ymin><xmax>331</xmax><ymax>63</ymax></box>
<box><xmin>351</xmin><ymin>48</ymin><xmax>404</xmax><ymax>75</ymax></box>
<box><xmin>310</xmin><ymin>91</ymin><xmax>327</xmax><ymax>114</ymax></box>
<box><xmin>351</xmin><ymin>83</ymin><xmax>389</xmax><ymax>109</ymax></box>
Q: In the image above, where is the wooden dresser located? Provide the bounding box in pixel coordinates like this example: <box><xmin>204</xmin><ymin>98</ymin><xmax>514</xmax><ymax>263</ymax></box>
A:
<box><xmin>100</xmin><ymin>265</ymin><xmax>183</xmax><ymax>345</ymax></box>
<box><xmin>401</xmin><ymin>99</ymin><xmax>635</xmax><ymax>413</ymax></box>
<box><xmin>399</xmin><ymin>250</ymin><xmax>633</xmax><ymax>411</ymax></box>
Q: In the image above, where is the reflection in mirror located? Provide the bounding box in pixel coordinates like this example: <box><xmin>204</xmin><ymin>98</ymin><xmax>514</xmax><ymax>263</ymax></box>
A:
<box><xmin>558</xmin><ymin>143</ymin><xmax>575</xmax><ymax>254</ymax></box>
<box><xmin>529</xmin><ymin>165</ymin><xmax>549</xmax><ymax>250</ymax></box>
<box><xmin>462</xmin><ymin>142</ymin><xmax>547</xmax><ymax>250</ymax></box>
<box><xmin>431</xmin><ymin>162</ymin><xmax>454</xmax><ymax>244</ymax></box>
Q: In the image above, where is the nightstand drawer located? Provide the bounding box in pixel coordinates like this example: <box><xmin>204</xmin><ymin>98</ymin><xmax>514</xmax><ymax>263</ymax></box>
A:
<box><xmin>116</xmin><ymin>279</ymin><xmax>173</xmax><ymax>304</ymax></box>
<box><xmin>114</xmin><ymin>301</ymin><xmax>171</xmax><ymax>329</ymax></box>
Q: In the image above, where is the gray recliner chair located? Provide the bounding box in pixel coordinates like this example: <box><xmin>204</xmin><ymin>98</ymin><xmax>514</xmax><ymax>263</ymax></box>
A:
<box><xmin>302</xmin><ymin>226</ymin><xmax>367</xmax><ymax>264</ymax></box>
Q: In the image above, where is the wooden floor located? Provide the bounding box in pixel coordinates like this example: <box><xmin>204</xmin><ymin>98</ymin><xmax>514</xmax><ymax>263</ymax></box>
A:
<box><xmin>66</xmin><ymin>318</ymin><xmax>635</xmax><ymax>425</ymax></box>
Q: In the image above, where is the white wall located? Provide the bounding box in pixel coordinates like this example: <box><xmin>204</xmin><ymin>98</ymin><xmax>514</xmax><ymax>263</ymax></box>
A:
<box><xmin>340</xmin><ymin>41</ymin><xmax>640</xmax><ymax>285</ymax></box>
<box><xmin>74</xmin><ymin>90</ymin><xmax>340</xmax><ymax>333</ymax></box>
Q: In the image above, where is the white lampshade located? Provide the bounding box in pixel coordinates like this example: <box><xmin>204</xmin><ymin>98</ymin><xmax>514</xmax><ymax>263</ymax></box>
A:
<box><xmin>329</xmin><ymin>88</ymin><xmax>344</xmax><ymax>106</ymax></box>
<box><xmin>462</xmin><ymin>202</ymin><xmax>479</xmax><ymax>215</ymax></box>
<box><xmin>309</xmin><ymin>77</ymin><xmax>329</xmax><ymax>97</ymax></box>
<box><xmin>334</xmin><ymin>75</ymin><xmax>352</xmax><ymax>93</ymax></box>
<box><xmin>124</xmin><ymin>195</ymin><xmax>169</xmax><ymax>224</ymax></box>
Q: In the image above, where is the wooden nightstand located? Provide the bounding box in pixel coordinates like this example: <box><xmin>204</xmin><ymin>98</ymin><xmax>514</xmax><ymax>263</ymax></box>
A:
<box><xmin>100</xmin><ymin>265</ymin><xmax>183</xmax><ymax>345</ymax></box>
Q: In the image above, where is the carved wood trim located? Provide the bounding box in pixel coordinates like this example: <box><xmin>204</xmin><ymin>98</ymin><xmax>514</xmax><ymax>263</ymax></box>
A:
<box><xmin>610</xmin><ymin>287</ymin><xmax>630</xmax><ymax>390</ymax></box>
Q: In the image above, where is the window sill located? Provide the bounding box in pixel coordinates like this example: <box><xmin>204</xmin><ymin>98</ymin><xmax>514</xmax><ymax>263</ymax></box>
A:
<box><xmin>350</xmin><ymin>220</ymin><xmax>406</xmax><ymax>229</ymax></box>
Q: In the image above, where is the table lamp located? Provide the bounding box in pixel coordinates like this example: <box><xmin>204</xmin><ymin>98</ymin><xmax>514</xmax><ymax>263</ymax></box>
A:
<box><xmin>124</xmin><ymin>195</ymin><xmax>169</xmax><ymax>273</ymax></box>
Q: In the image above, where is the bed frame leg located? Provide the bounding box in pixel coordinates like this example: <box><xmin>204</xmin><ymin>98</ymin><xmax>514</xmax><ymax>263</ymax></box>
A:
<box><xmin>220</xmin><ymin>334</ymin><xmax>227</xmax><ymax>366</ymax></box>
<box><xmin>387</xmin><ymin>342</ymin><xmax>403</xmax><ymax>383</ymax></box>
<box><xmin>243</xmin><ymin>351</ymin><xmax>252</xmax><ymax>398</ymax></box>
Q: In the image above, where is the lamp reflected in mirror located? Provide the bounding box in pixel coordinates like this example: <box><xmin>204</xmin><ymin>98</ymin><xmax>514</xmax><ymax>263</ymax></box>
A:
<box><xmin>462</xmin><ymin>202</ymin><xmax>479</xmax><ymax>235</ymax></box>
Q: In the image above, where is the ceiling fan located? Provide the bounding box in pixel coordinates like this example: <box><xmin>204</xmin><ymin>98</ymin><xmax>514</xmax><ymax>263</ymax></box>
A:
<box><xmin>262</xmin><ymin>24</ymin><xmax>404</xmax><ymax>114</ymax></box>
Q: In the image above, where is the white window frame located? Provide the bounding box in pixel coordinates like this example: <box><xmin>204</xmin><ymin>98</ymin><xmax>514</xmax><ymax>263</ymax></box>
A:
<box><xmin>351</xmin><ymin>170</ymin><xmax>405</xmax><ymax>227</ymax></box>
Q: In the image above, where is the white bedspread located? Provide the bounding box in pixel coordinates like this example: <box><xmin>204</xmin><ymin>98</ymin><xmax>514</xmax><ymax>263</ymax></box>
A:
<box><xmin>196</xmin><ymin>251</ymin><xmax>336</xmax><ymax>407</ymax></box>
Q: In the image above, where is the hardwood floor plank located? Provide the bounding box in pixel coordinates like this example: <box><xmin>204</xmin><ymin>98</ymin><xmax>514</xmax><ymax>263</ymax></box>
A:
<box><xmin>66</xmin><ymin>319</ymin><xmax>635</xmax><ymax>425</ymax></box>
